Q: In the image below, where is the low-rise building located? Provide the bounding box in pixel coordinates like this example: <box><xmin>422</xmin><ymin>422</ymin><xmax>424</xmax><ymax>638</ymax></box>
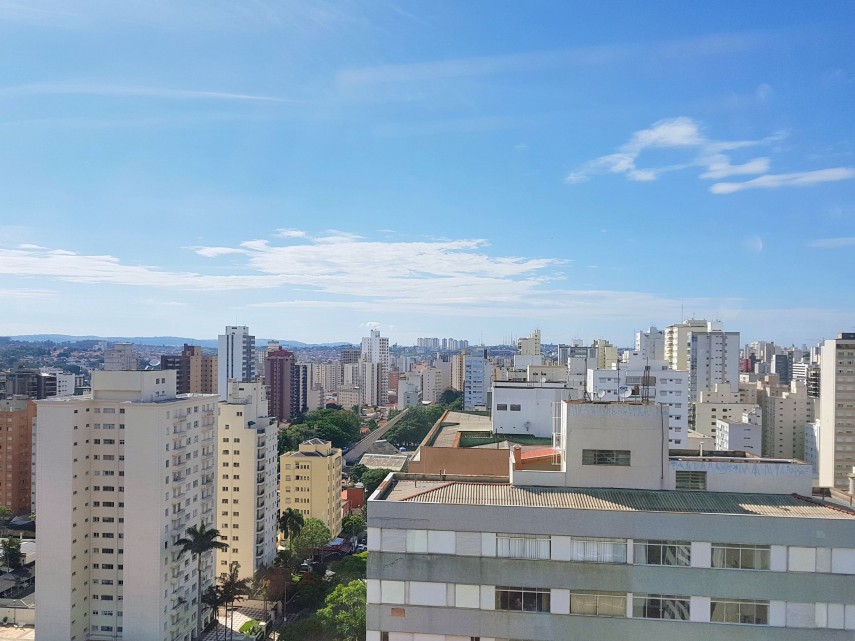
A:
<box><xmin>280</xmin><ymin>439</ymin><xmax>343</xmax><ymax>537</ymax></box>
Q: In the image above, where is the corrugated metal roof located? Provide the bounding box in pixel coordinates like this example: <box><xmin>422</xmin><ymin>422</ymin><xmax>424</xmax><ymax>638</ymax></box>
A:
<box><xmin>395</xmin><ymin>481</ymin><xmax>855</xmax><ymax>519</ymax></box>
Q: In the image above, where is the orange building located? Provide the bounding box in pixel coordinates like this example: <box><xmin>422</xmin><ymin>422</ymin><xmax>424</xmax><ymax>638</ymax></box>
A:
<box><xmin>0</xmin><ymin>397</ymin><xmax>35</xmax><ymax>515</ymax></box>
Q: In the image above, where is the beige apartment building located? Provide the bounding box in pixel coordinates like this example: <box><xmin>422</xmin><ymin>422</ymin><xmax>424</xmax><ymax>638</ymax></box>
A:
<box><xmin>35</xmin><ymin>370</ymin><xmax>219</xmax><ymax>641</ymax></box>
<box><xmin>693</xmin><ymin>383</ymin><xmax>761</xmax><ymax>438</ymax></box>
<box><xmin>216</xmin><ymin>382</ymin><xmax>278</xmax><ymax>576</ymax></box>
<box><xmin>280</xmin><ymin>439</ymin><xmax>343</xmax><ymax>537</ymax></box>
<box><xmin>0</xmin><ymin>397</ymin><xmax>35</xmax><ymax>515</ymax></box>
<box><xmin>819</xmin><ymin>333</ymin><xmax>855</xmax><ymax>489</ymax></box>
<box><xmin>757</xmin><ymin>380</ymin><xmax>815</xmax><ymax>459</ymax></box>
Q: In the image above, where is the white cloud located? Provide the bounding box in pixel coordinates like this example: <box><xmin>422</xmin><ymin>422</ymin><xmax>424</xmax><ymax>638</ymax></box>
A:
<box><xmin>710</xmin><ymin>168</ymin><xmax>855</xmax><ymax>194</ymax></box>
<box><xmin>0</xmin><ymin>234</ymin><xmax>565</xmax><ymax>308</ymax></box>
<box><xmin>275</xmin><ymin>229</ymin><xmax>307</xmax><ymax>238</ymax></box>
<box><xmin>567</xmin><ymin>117</ymin><xmax>853</xmax><ymax>195</ymax></box>
<box><xmin>808</xmin><ymin>237</ymin><xmax>855</xmax><ymax>249</ymax></box>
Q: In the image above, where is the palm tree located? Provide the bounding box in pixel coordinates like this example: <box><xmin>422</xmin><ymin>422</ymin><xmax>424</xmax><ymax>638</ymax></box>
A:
<box><xmin>278</xmin><ymin>508</ymin><xmax>304</xmax><ymax>550</ymax></box>
<box><xmin>176</xmin><ymin>523</ymin><xmax>229</xmax><ymax>640</ymax></box>
<box><xmin>219</xmin><ymin>561</ymin><xmax>251</xmax><ymax>640</ymax></box>
<box><xmin>201</xmin><ymin>584</ymin><xmax>227</xmax><ymax>641</ymax></box>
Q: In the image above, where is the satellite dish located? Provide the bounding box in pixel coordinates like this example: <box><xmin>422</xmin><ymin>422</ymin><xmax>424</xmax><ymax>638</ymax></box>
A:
<box><xmin>621</xmin><ymin>388</ymin><xmax>633</xmax><ymax>399</ymax></box>
<box><xmin>597</xmin><ymin>390</ymin><xmax>606</xmax><ymax>399</ymax></box>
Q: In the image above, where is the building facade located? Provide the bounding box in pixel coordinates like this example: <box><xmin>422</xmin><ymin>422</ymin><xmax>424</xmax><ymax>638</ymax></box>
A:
<box><xmin>367</xmin><ymin>401</ymin><xmax>855</xmax><ymax>641</ymax></box>
<box><xmin>819</xmin><ymin>333</ymin><xmax>855</xmax><ymax>489</ymax></box>
<box><xmin>35</xmin><ymin>371</ymin><xmax>218</xmax><ymax>641</ymax></box>
<box><xmin>0</xmin><ymin>397</ymin><xmax>35</xmax><ymax>515</ymax></box>
<box><xmin>265</xmin><ymin>349</ymin><xmax>296</xmax><ymax>422</ymax></box>
<box><xmin>161</xmin><ymin>344</ymin><xmax>217</xmax><ymax>395</ymax></box>
<box><xmin>280</xmin><ymin>439</ymin><xmax>343</xmax><ymax>537</ymax></box>
<box><xmin>218</xmin><ymin>326</ymin><xmax>255</xmax><ymax>400</ymax></box>
<box><xmin>216</xmin><ymin>382</ymin><xmax>278</xmax><ymax>575</ymax></box>
<box><xmin>361</xmin><ymin>330</ymin><xmax>390</xmax><ymax>406</ymax></box>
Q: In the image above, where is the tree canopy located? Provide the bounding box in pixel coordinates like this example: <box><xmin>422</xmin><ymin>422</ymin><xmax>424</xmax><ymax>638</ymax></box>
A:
<box><xmin>278</xmin><ymin>407</ymin><xmax>362</xmax><ymax>454</ymax></box>
<box><xmin>359</xmin><ymin>468</ymin><xmax>394</xmax><ymax>498</ymax></box>
<box><xmin>1</xmin><ymin>538</ymin><xmax>22</xmax><ymax>570</ymax></box>
<box><xmin>329</xmin><ymin>552</ymin><xmax>366</xmax><ymax>587</ymax></box>
<box><xmin>382</xmin><ymin>404</ymin><xmax>445</xmax><ymax>448</ymax></box>
<box><xmin>293</xmin><ymin>518</ymin><xmax>332</xmax><ymax>560</ymax></box>
<box><xmin>316</xmin><ymin>580</ymin><xmax>367</xmax><ymax>641</ymax></box>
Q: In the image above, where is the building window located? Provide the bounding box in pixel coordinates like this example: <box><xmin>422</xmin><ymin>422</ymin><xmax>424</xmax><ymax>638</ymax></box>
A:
<box><xmin>710</xmin><ymin>599</ymin><xmax>769</xmax><ymax>625</ymax></box>
<box><xmin>582</xmin><ymin>450</ymin><xmax>630</xmax><ymax>466</ymax></box>
<box><xmin>632</xmin><ymin>594</ymin><xmax>689</xmax><ymax>620</ymax></box>
<box><xmin>711</xmin><ymin>544</ymin><xmax>770</xmax><ymax>570</ymax></box>
<box><xmin>509</xmin><ymin>404</ymin><xmax>521</xmax><ymax>411</ymax></box>
<box><xmin>497</xmin><ymin>533</ymin><xmax>550</xmax><ymax>560</ymax></box>
<box><xmin>496</xmin><ymin>404</ymin><xmax>508</xmax><ymax>411</ymax></box>
<box><xmin>634</xmin><ymin>540</ymin><xmax>691</xmax><ymax>566</ymax></box>
<box><xmin>675</xmin><ymin>471</ymin><xmax>707</xmax><ymax>490</ymax></box>
<box><xmin>569</xmin><ymin>537</ymin><xmax>627</xmax><ymax>563</ymax></box>
<box><xmin>495</xmin><ymin>586</ymin><xmax>551</xmax><ymax>612</ymax></box>
<box><xmin>569</xmin><ymin>591</ymin><xmax>626</xmax><ymax>617</ymax></box>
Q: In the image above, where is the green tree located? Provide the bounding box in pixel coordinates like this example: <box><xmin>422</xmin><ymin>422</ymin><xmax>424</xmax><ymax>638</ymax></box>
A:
<box><xmin>176</xmin><ymin>523</ymin><xmax>229</xmax><ymax>641</ymax></box>
<box><xmin>348</xmin><ymin>463</ymin><xmax>368</xmax><ymax>483</ymax></box>
<box><xmin>329</xmin><ymin>552</ymin><xmax>366</xmax><ymax>587</ymax></box>
<box><xmin>341</xmin><ymin>514</ymin><xmax>365</xmax><ymax>539</ymax></box>
<box><xmin>0</xmin><ymin>507</ymin><xmax>12</xmax><ymax>524</ymax></box>
<box><xmin>438</xmin><ymin>389</ymin><xmax>463</xmax><ymax>406</ymax></box>
<box><xmin>317</xmin><ymin>580</ymin><xmax>367</xmax><ymax>641</ymax></box>
<box><xmin>1</xmin><ymin>537</ymin><xmax>22</xmax><ymax>569</ymax></box>
<box><xmin>359</xmin><ymin>468</ymin><xmax>394</xmax><ymax>498</ymax></box>
<box><xmin>293</xmin><ymin>518</ymin><xmax>332</xmax><ymax>562</ymax></box>
<box><xmin>219</xmin><ymin>561</ymin><xmax>251</xmax><ymax>641</ymax></box>
<box><xmin>278</xmin><ymin>616</ymin><xmax>330</xmax><ymax>641</ymax></box>
<box><xmin>201</xmin><ymin>584</ymin><xmax>227</xmax><ymax>641</ymax></box>
<box><xmin>278</xmin><ymin>508</ymin><xmax>305</xmax><ymax>550</ymax></box>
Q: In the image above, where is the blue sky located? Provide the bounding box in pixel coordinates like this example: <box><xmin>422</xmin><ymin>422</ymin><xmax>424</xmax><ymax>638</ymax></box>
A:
<box><xmin>0</xmin><ymin>1</ymin><xmax>853</xmax><ymax>347</ymax></box>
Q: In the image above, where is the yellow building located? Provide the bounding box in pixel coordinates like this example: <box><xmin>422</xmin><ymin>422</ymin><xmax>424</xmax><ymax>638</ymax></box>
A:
<box><xmin>280</xmin><ymin>439</ymin><xmax>343</xmax><ymax>537</ymax></box>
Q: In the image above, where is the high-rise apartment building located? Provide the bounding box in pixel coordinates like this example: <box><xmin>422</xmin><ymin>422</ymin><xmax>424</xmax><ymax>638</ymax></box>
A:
<box><xmin>103</xmin><ymin>343</ymin><xmax>139</xmax><ymax>372</ymax></box>
<box><xmin>265</xmin><ymin>349</ymin><xmax>296</xmax><ymax>422</ymax></box>
<box><xmin>463</xmin><ymin>349</ymin><xmax>489</xmax><ymax>411</ymax></box>
<box><xmin>819</xmin><ymin>333</ymin><xmax>855</xmax><ymax>489</ymax></box>
<box><xmin>757</xmin><ymin>380</ymin><xmax>814</xmax><ymax>459</ymax></box>
<box><xmin>218</xmin><ymin>326</ymin><xmax>255</xmax><ymax>399</ymax></box>
<box><xmin>361</xmin><ymin>330</ymin><xmax>390</xmax><ymax>405</ymax></box>
<box><xmin>664</xmin><ymin>319</ymin><xmax>709</xmax><ymax>371</ymax></box>
<box><xmin>0</xmin><ymin>397</ymin><xmax>35</xmax><ymax>515</ymax></box>
<box><xmin>688</xmin><ymin>326</ymin><xmax>740</xmax><ymax>402</ymax></box>
<box><xmin>280</xmin><ymin>439</ymin><xmax>343</xmax><ymax>537</ymax></box>
<box><xmin>216</xmin><ymin>382</ymin><xmax>278</xmax><ymax>575</ymax></box>
<box><xmin>35</xmin><ymin>370</ymin><xmax>219</xmax><ymax>641</ymax></box>
<box><xmin>161</xmin><ymin>344</ymin><xmax>217</xmax><ymax>395</ymax></box>
<box><xmin>635</xmin><ymin>326</ymin><xmax>665</xmax><ymax>362</ymax></box>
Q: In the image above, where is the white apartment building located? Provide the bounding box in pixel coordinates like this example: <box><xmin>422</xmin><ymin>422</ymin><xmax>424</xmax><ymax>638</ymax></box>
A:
<box><xmin>687</xmin><ymin>324</ymin><xmax>740</xmax><ymax>402</ymax></box>
<box><xmin>216</xmin><ymin>382</ymin><xmax>278</xmax><ymax>576</ymax></box>
<box><xmin>715</xmin><ymin>412</ymin><xmax>762</xmax><ymax>455</ymax></box>
<box><xmin>103</xmin><ymin>343</ymin><xmax>138</xmax><ymax>372</ymax></box>
<box><xmin>397</xmin><ymin>374</ymin><xmax>421</xmax><ymax>410</ymax></box>
<box><xmin>757</xmin><ymin>380</ymin><xmax>815</xmax><ymax>459</ymax></box>
<box><xmin>464</xmin><ymin>350</ymin><xmax>489</xmax><ymax>411</ymax></box>
<box><xmin>35</xmin><ymin>370</ymin><xmax>219</xmax><ymax>641</ymax></box>
<box><xmin>819</xmin><ymin>333</ymin><xmax>855</xmax><ymax>489</ymax></box>
<box><xmin>587</xmin><ymin>354</ymin><xmax>689</xmax><ymax>446</ymax></box>
<box><xmin>693</xmin><ymin>383</ymin><xmax>761</xmax><ymax>439</ymax></box>
<box><xmin>491</xmin><ymin>382</ymin><xmax>574</xmax><ymax>438</ymax></box>
<box><xmin>635</xmin><ymin>326</ymin><xmax>665</xmax><ymax>362</ymax></box>
<box><xmin>361</xmin><ymin>329</ymin><xmax>390</xmax><ymax>405</ymax></box>
<box><xmin>367</xmin><ymin>402</ymin><xmax>852</xmax><ymax>641</ymax></box>
<box><xmin>664</xmin><ymin>319</ymin><xmax>709</xmax><ymax>371</ymax></box>
<box><xmin>218</xmin><ymin>326</ymin><xmax>255</xmax><ymax>400</ymax></box>
<box><xmin>421</xmin><ymin>367</ymin><xmax>444</xmax><ymax>404</ymax></box>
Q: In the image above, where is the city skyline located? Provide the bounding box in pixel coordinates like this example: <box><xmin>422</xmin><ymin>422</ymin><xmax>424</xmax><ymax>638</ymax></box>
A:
<box><xmin>0</xmin><ymin>2</ymin><xmax>853</xmax><ymax>345</ymax></box>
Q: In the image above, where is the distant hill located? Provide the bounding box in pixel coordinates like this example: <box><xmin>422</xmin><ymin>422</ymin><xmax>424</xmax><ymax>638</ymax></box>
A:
<box><xmin>9</xmin><ymin>335</ymin><xmax>354</xmax><ymax>349</ymax></box>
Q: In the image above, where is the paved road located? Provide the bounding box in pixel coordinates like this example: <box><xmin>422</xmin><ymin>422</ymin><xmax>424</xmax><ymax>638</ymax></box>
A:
<box><xmin>344</xmin><ymin>407</ymin><xmax>409</xmax><ymax>465</ymax></box>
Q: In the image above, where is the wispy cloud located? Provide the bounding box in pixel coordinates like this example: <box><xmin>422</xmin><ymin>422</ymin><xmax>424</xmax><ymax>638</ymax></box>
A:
<box><xmin>0</xmin><ymin>82</ymin><xmax>293</xmax><ymax>104</ymax></box>
<box><xmin>275</xmin><ymin>229</ymin><xmax>307</xmax><ymax>238</ymax></box>
<box><xmin>808</xmin><ymin>236</ymin><xmax>855</xmax><ymax>249</ymax></box>
<box><xmin>566</xmin><ymin>116</ymin><xmax>854</xmax><ymax>194</ymax></box>
<box><xmin>710</xmin><ymin>168</ymin><xmax>855</xmax><ymax>194</ymax></box>
<box><xmin>0</xmin><ymin>234</ymin><xmax>565</xmax><ymax>308</ymax></box>
<box><xmin>337</xmin><ymin>31</ymin><xmax>773</xmax><ymax>87</ymax></box>
<box><xmin>743</xmin><ymin>236</ymin><xmax>764</xmax><ymax>252</ymax></box>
